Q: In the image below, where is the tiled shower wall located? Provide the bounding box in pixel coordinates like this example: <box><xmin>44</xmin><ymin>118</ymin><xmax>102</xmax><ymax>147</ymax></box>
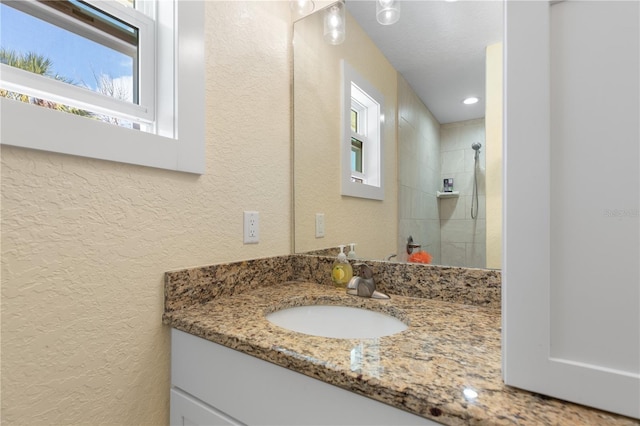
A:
<box><xmin>397</xmin><ymin>76</ymin><xmax>441</xmax><ymax>264</ymax></box>
<box><xmin>439</xmin><ymin>119</ymin><xmax>486</xmax><ymax>267</ymax></box>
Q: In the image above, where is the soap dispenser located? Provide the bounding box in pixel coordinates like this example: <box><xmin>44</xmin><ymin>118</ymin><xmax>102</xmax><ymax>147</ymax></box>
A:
<box><xmin>347</xmin><ymin>243</ymin><xmax>357</xmax><ymax>259</ymax></box>
<box><xmin>331</xmin><ymin>245</ymin><xmax>353</xmax><ymax>289</ymax></box>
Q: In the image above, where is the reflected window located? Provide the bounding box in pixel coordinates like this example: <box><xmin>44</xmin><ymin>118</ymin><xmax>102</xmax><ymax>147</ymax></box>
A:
<box><xmin>351</xmin><ymin>137</ymin><xmax>363</xmax><ymax>175</ymax></box>
<box><xmin>351</xmin><ymin>108</ymin><xmax>358</xmax><ymax>132</ymax></box>
<box><xmin>342</xmin><ymin>60</ymin><xmax>384</xmax><ymax>200</ymax></box>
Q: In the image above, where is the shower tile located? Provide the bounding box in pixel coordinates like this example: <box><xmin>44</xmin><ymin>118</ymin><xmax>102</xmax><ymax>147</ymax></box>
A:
<box><xmin>397</xmin><ymin>84</ymin><xmax>417</xmax><ymax>125</ymax></box>
<box><xmin>439</xmin><ymin>197</ymin><xmax>465</xmax><ymax>220</ymax></box>
<box><xmin>440</xmin><ymin>220</ymin><xmax>465</xmax><ymax>243</ymax></box>
<box><xmin>413</xmin><ymin>190</ymin><xmax>427</xmax><ymax>219</ymax></box>
<box><xmin>430</xmin><ymin>241</ymin><xmax>441</xmax><ymax>265</ymax></box>
<box><xmin>439</xmin><ymin>126</ymin><xmax>459</xmax><ymax>152</ymax></box>
<box><xmin>424</xmin><ymin>219</ymin><xmax>441</xmax><ymax>252</ymax></box>
<box><xmin>418</xmin><ymin>135</ymin><xmax>434</xmax><ymax>166</ymax></box>
<box><xmin>466</xmin><ymin>243</ymin><xmax>487</xmax><ymax>268</ymax></box>
<box><xmin>442</xmin><ymin>119</ymin><xmax>485</xmax><ymax>151</ymax></box>
<box><xmin>459</xmin><ymin>120</ymin><xmax>485</xmax><ymax>142</ymax></box>
<box><xmin>440</xmin><ymin>171</ymin><xmax>474</xmax><ymax>195</ymax></box>
<box><xmin>474</xmin><ymin>220</ymin><xmax>487</xmax><ymax>244</ymax></box>
<box><xmin>399</xmin><ymin>151</ymin><xmax>419</xmax><ymax>186</ymax></box>
<box><xmin>421</xmin><ymin>165</ymin><xmax>440</xmax><ymax>195</ymax></box>
<box><xmin>465</xmin><ymin>148</ymin><xmax>486</xmax><ymax>172</ymax></box>
<box><xmin>420</xmin><ymin>121</ymin><xmax>440</xmax><ymax>148</ymax></box>
<box><xmin>426</xmin><ymin>139</ymin><xmax>440</xmax><ymax>170</ymax></box>
<box><xmin>441</xmin><ymin>150</ymin><xmax>465</xmax><ymax>174</ymax></box>
<box><xmin>441</xmin><ymin>242</ymin><xmax>466</xmax><ymax>266</ymax></box>
<box><xmin>423</xmin><ymin>193</ymin><xmax>439</xmax><ymax>219</ymax></box>
<box><xmin>399</xmin><ymin>118</ymin><xmax>418</xmax><ymax>157</ymax></box>
<box><xmin>398</xmin><ymin>185</ymin><xmax>412</xmax><ymax>220</ymax></box>
<box><xmin>441</xmin><ymin>219</ymin><xmax>485</xmax><ymax>243</ymax></box>
<box><xmin>465</xmin><ymin>195</ymin><xmax>486</xmax><ymax>220</ymax></box>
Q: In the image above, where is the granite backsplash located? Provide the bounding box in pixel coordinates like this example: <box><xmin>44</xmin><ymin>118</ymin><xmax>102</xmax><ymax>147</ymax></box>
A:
<box><xmin>164</xmin><ymin>254</ymin><xmax>501</xmax><ymax>313</ymax></box>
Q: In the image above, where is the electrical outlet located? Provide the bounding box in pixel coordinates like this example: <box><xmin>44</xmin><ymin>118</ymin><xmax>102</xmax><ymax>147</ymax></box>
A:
<box><xmin>243</xmin><ymin>211</ymin><xmax>259</xmax><ymax>244</ymax></box>
<box><xmin>315</xmin><ymin>213</ymin><xmax>325</xmax><ymax>238</ymax></box>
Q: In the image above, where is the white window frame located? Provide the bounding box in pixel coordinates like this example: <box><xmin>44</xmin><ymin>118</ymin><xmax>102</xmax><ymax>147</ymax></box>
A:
<box><xmin>1</xmin><ymin>0</ymin><xmax>155</xmax><ymax>125</ymax></box>
<box><xmin>341</xmin><ymin>60</ymin><xmax>384</xmax><ymax>200</ymax></box>
<box><xmin>0</xmin><ymin>0</ymin><xmax>205</xmax><ymax>174</ymax></box>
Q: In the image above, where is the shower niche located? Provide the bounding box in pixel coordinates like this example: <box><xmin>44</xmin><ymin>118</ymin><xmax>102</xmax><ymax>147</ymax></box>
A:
<box><xmin>436</xmin><ymin>191</ymin><xmax>460</xmax><ymax>198</ymax></box>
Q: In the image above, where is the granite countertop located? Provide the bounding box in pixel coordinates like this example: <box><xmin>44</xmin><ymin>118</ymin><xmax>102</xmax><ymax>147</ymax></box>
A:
<box><xmin>163</xmin><ymin>280</ymin><xmax>638</xmax><ymax>426</ymax></box>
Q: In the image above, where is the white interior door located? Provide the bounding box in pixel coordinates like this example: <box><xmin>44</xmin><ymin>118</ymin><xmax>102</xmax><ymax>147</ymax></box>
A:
<box><xmin>503</xmin><ymin>0</ymin><xmax>639</xmax><ymax>419</ymax></box>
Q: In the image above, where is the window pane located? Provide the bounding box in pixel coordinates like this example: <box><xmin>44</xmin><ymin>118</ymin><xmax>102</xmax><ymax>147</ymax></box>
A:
<box><xmin>1</xmin><ymin>1</ymin><xmax>138</xmax><ymax>104</ymax></box>
<box><xmin>116</xmin><ymin>0</ymin><xmax>135</xmax><ymax>7</ymax></box>
<box><xmin>351</xmin><ymin>137</ymin><xmax>363</xmax><ymax>173</ymax></box>
<box><xmin>351</xmin><ymin>109</ymin><xmax>358</xmax><ymax>132</ymax></box>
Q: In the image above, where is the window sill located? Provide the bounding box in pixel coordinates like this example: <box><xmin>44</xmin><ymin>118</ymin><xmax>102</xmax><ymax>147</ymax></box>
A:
<box><xmin>1</xmin><ymin>98</ymin><xmax>204</xmax><ymax>174</ymax></box>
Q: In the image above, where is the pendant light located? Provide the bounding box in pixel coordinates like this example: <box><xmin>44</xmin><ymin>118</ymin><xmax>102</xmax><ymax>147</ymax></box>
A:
<box><xmin>324</xmin><ymin>1</ymin><xmax>345</xmax><ymax>45</ymax></box>
<box><xmin>376</xmin><ymin>0</ymin><xmax>400</xmax><ymax>25</ymax></box>
<box><xmin>290</xmin><ymin>0</ymin><xmax>315</xmax><ymax>16</ymax></box>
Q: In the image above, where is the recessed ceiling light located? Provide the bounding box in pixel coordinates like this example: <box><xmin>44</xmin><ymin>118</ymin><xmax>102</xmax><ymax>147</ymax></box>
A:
<box><xmin>463</xmin><ymin>97</ymin><xmax>479</xmax><ymax>105</ymax></box>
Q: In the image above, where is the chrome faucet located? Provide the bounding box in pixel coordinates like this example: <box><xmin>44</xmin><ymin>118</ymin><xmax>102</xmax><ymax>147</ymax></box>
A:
<box><xmin>347</xmin><ymin>263</ymin><xmax>390</xmax><ymax>300</ymax></box>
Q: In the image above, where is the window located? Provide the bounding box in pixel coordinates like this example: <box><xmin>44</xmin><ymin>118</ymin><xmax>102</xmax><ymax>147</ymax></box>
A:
<box><xmin>341</xmin><ymin>61</ymin><xmax>384</xmax><ymax>200</ymax></box>
<box><xmin>1</xmin><ymin>0</ymin><xmax>154</xmax><ymax>128</ymax></box>
<box><xmin>350</xmin><ymin>101</ymin><xmax>364</xmax><ymax>181</ymax></box>
<box><xmin>0</xmin><ymin>0</ymin><xmax>205</xmax><ymax>174</ymax></box>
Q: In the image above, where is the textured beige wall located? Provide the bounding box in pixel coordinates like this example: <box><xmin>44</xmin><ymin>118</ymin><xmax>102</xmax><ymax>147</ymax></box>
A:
<box><xmin>0</xmin><ymin>2</ymin><xmax>291</xmax><ymax>424</ymax></box>
<box><xmin>293</xmin><ymin>10</ymin><xmax>398</xmax><ymax>260</ymax></box>
<box><xmin>485</xmin><ymin>42</ymin><xmax>503</xmax><ymax>269</ymax></box>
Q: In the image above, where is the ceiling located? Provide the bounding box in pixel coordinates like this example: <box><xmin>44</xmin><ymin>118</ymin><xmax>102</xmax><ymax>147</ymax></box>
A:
<box><xmin>345</xmin><ymin>1</ymin><xmax>503</xmax><ymax>124</ymax></box>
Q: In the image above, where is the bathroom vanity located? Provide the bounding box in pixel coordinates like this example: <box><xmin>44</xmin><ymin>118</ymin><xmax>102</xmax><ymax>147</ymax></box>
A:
<box><xmin>171</xmin><ymin>327</ymin><xmax>437</xmax><ymax>425</ymax></box>
<box><xmin>163</xmin><ymin>256</ymin><xmax>638</xmax><ymax>426</ymax></box>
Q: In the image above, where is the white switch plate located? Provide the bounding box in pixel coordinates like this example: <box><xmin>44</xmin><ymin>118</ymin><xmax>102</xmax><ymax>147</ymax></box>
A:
<box><xmin>315</xmin><ymin>213</ymin><xmax>325</xmax><ymax>238</ymax></box>
<box><xmin>243</xmin><ymin>211</ymin><xmax>259</xmax><ymax>244</ymax></box>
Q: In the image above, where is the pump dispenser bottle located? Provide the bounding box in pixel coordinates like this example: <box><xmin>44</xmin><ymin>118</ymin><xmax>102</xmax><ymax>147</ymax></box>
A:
<box><xmin>331</xmin><ymin>245</ymin><xmax>353</xmax><ymax>289</ymax></box>
<box><xmin>347</xmin><ymin>243</ymin><xmax>357</xmax><ymax>259</ymax></box>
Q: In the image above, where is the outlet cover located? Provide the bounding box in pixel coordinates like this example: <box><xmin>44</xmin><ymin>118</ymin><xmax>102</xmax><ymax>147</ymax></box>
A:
<box><xmin>243</xmin><ymin>211</ymin><xmax>259</xmax><ymax>244</ymax></box>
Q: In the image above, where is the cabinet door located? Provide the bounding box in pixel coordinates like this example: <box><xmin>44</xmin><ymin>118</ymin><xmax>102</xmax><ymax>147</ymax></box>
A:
<box><xmin>170</xmin><ymin>388</ymin><xmax>245</xmax><ymax>426</ymax></box>
<box><xmin>503</xmin><ymin>0</ymin><xmax>639</xmax><ymax>419</ymax></box>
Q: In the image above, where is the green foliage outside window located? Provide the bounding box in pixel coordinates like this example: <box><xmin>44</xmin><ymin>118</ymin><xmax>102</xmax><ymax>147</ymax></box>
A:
<box><xmin>0</xmin><ymin>48</ymin><xmax>91</xmax><ymax>116</ymax></box>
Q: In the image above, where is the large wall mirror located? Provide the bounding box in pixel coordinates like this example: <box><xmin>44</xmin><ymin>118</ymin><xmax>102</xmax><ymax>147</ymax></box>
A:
<box><xmin>293</xmin><ymin>1</ymin><xmax>503</xmax><ymax>269</ymax></box>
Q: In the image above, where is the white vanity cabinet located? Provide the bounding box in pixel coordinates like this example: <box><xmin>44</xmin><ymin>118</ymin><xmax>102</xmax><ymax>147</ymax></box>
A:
<box><xmin>170</xmin><ymin>329</ymin><xmax>440</xmax><ymax>426</ymax></box>
<box><xmin>171</xmin><ymin>387</ymin><xmax>243</xmax><ymax>426</ymax></box>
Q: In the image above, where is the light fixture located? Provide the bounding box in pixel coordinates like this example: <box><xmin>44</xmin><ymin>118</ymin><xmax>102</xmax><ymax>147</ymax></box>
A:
<box><xmin>376</xmin><ymin>0</ymin><xmax>400</xmax><ymax>26</ymax></box>
<box><xmin>290</xmin><ymin>0</ymin><xmax>315</xmax><ymax>16</ymax></box>
<box><xmin>324</xmin><ymin>1</ymin><xmax>345</xmax><ymax>45</ymax></box>
<box><xmin>463</xmin><ymin>97</ymin><xmax>480</xmax><ymax>105</ymax></box>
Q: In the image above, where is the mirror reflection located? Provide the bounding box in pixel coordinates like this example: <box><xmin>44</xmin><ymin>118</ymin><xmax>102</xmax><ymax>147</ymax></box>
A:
<box><xmin>293</xmin><ymin>1</ymin><xmax>503</xmax><ymax>269</ymax></box>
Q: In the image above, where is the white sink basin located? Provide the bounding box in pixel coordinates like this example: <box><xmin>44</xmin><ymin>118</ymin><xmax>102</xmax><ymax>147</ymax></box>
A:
<box><xmin>266</xmin><ymin>305</ymin><xmax>407</xmax><ymax>339</ymax></box>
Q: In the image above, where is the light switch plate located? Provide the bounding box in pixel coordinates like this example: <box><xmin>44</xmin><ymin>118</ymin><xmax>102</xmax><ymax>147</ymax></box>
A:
<box><xmin>315</xmin><ymin>213</ymin><xmax>325</xmax><ymax>238</ymax></box>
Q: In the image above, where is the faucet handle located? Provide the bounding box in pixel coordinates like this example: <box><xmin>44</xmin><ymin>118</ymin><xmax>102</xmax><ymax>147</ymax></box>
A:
<box><xmin>353</xmin><ymin>263</ymin><xmax>373</xmax><ymax>279</ymax></box>
<box><xmin>406</xmin><ymin>235</ymin><xmax>421</xmax><ymax>255</ymax></box>
<box><xmin>347</xmin><ymin>263</ymin><xmax>390</xmax><ymax>299</ymax></box>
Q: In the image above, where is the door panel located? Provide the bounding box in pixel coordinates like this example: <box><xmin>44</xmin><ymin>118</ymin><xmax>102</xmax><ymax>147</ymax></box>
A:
<box><xmin>503</xmin><ymin>1</ymin><xmax>640</xmax><ymax>419</ymax></box>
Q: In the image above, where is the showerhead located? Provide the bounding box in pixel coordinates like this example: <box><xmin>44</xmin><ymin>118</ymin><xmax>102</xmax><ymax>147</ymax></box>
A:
<box><xmin>471</xmin><ymin>142</ymin><xmax>482</xmax><ymax>161</ymax></box>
